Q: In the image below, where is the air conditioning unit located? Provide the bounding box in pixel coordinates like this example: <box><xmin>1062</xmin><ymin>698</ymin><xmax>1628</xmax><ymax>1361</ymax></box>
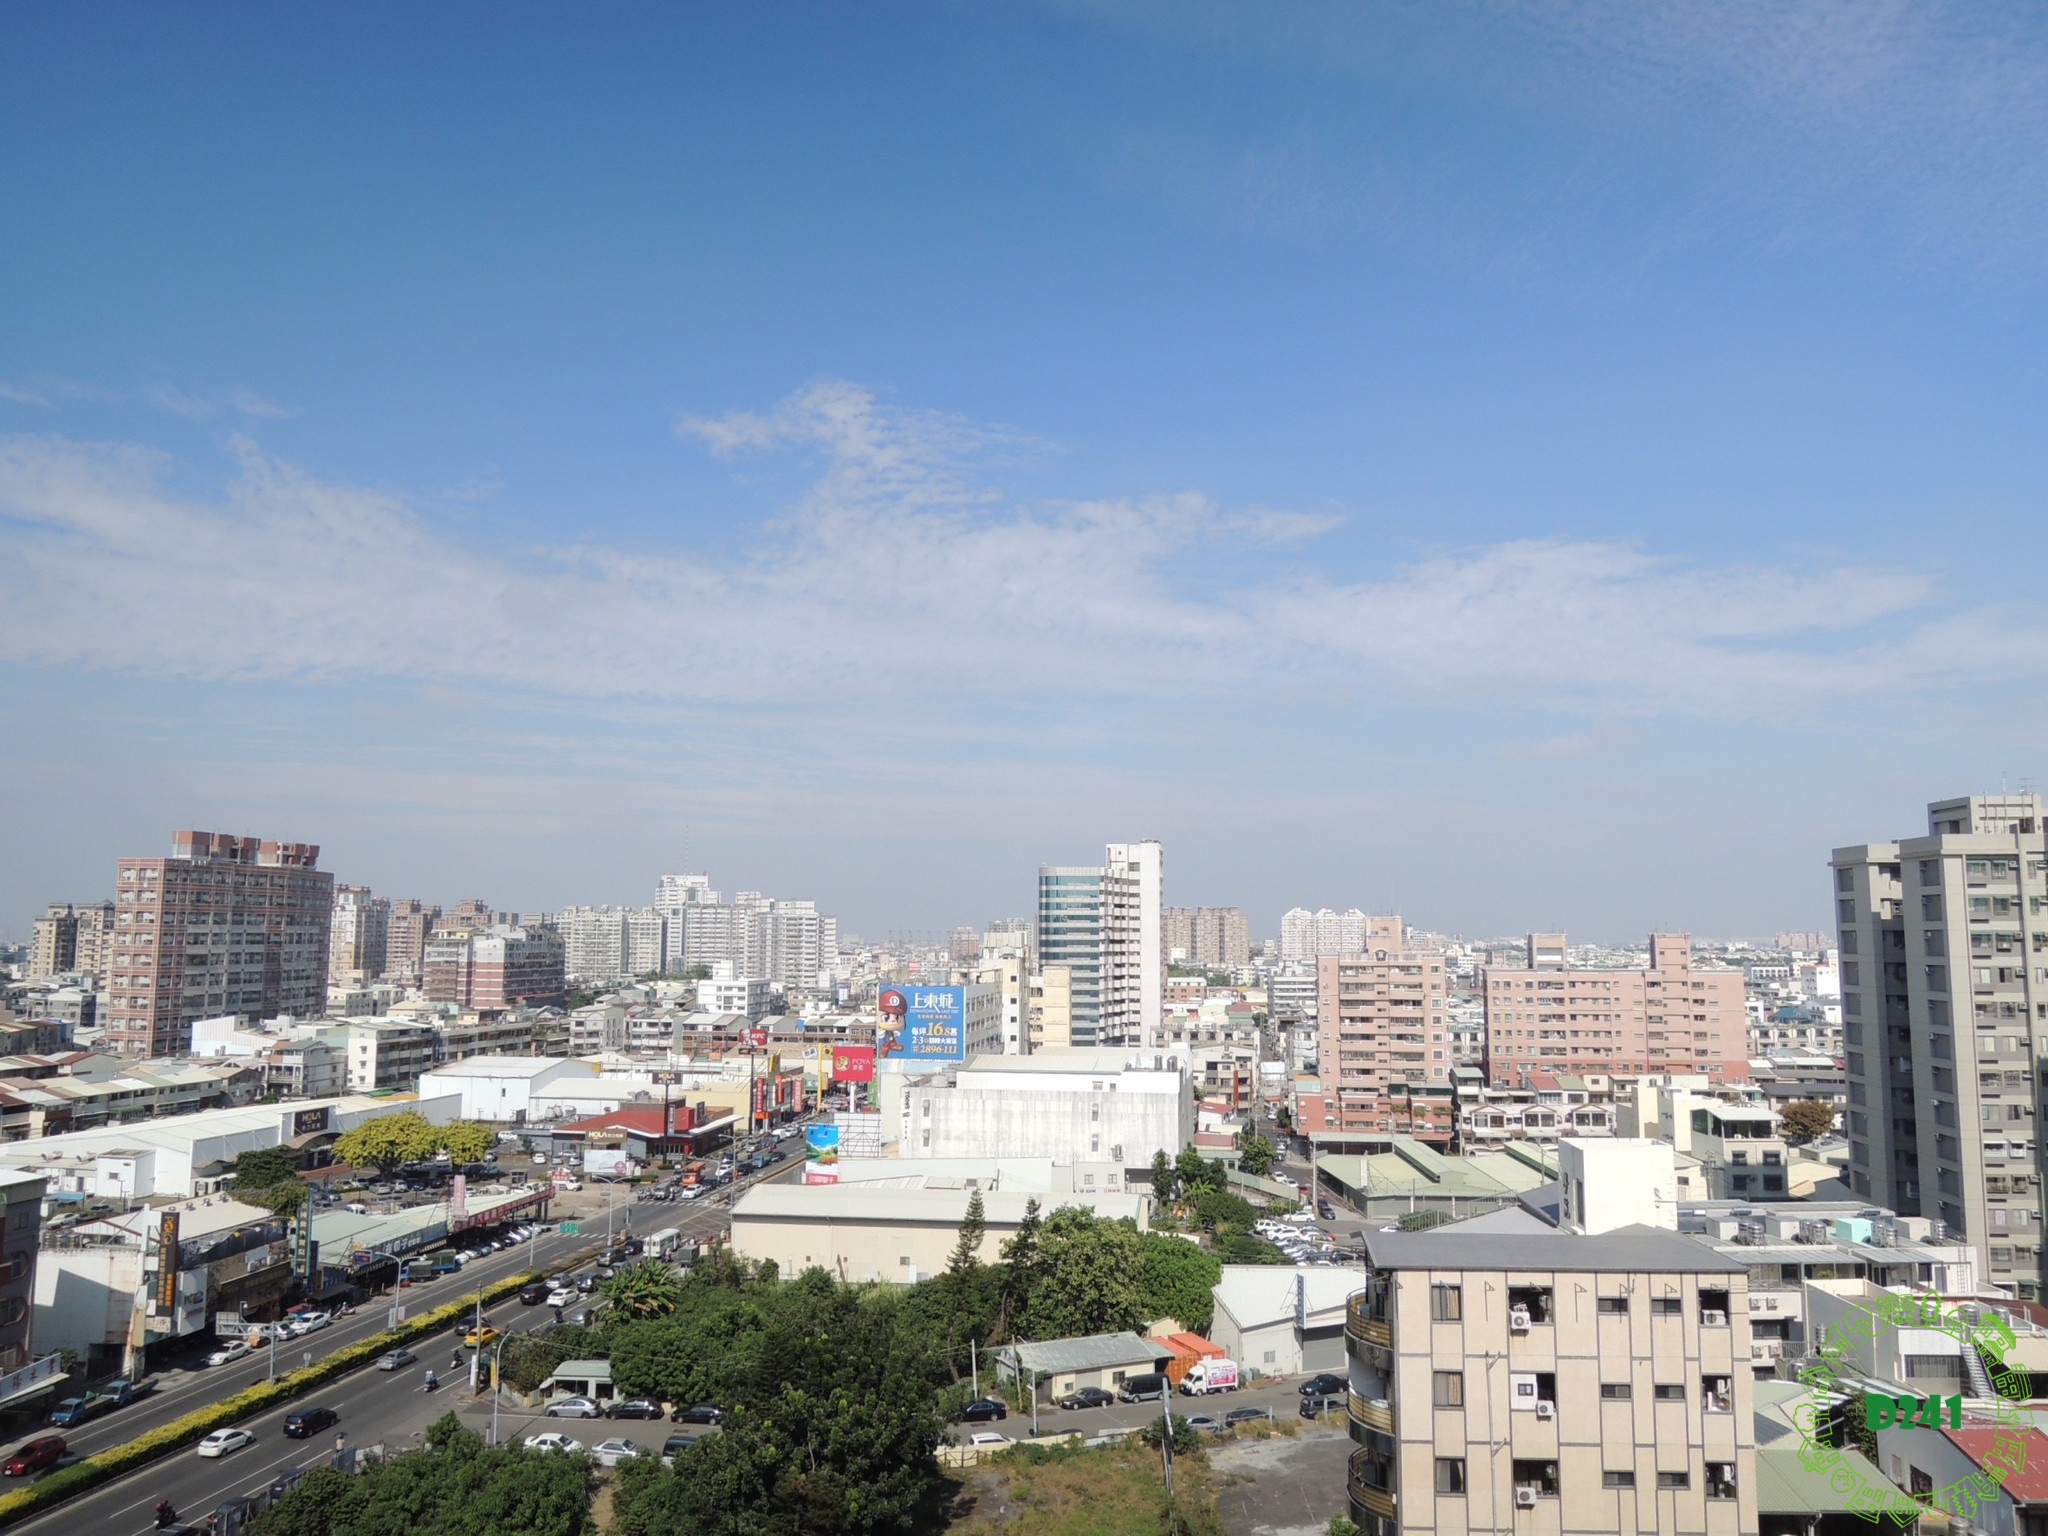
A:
<box><xmin>1509</xmin><ymin>1307</ymin><xmax>1533</xmax><ymax>1332</ymax></box>
<box><xmin>1515</xmin><ymin>1487</ymin><xmax>1539</xmax><ymax>1509</ymax></box>
<box><xmin>1765</xmin><ymin>1298</ymin><xmax>1780</xmax><ymax>1311</ymax></box>
<box><xmin>1703</xmin><ymin>1310</ymin><xmax>1728</xmax><ymax>1327</ymax></box>
<box><xmin>1534</xmin><ymin>1400</ymin><xmax>1556</xmax><ymax>1420</ymax></box>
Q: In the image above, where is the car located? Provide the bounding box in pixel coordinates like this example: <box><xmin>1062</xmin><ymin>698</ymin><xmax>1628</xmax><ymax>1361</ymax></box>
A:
<box><xmin>1185</xmin><ymin>1415</ymin><xmax>1223</xmax><ymax>1435</ymax></box>
<box><xmin>967</xmin><ymin>1432</ymin><xmax>1012</xmax><ymax>1448</ymax></box>
<box><xmin>607</xmin><ymin>1398</ymin><xmax>665</xmax><ymax>1419</ymax></box>
<box><xmin>661</xmin><ymin>1432</ymin><xmax>708</xmax><ymax>1459</ymax></box>
<box><xmin>546</xmin><ymin>1287</ymin><xmax>576</xmax><ymax>1308</ymax></box>
<box><xmin>1056</xmin><ymin>1387</ymin><xmax>1114</xmax><ymax>1410</ymax></box>
<box><xmin>1224</xmin><ymin>1407</ymin><xmax>1273</xmax><ymax>1428</ymax></box>
<box><xmin>1299</xmin><ymin>1392</ymin><xmax>1345</xmax><ymax>1420</ymax></box>
<box><xmin>671</xmin><ymin>1403</ymin><xmax>722</xmax><ymax>1425</ymax></box>
<box><xmin>545</xmin><ymin>1397</ymin><xmax>605</xmax><ymax>1419</ymax></box>
<box><xmin>206</xmin><ymin>1341</ymin><xmax>253</xmax><ymax>1368</ymax></box>
<box><xmin>576</xmin><ymin>1273</ymin><xmax>600</xmax><ymax>1294</ymax></box>
<box><xmin>590</xmin><ymin>1438</ymin><xmax>643</xmax><ymax>1467</ymax></box>
<box><xmin>3</xmin><ymin>1436</ymin><xmax>65</xmax><ymax>1477</ymax></box>
<box><xmin>519</xmin><ymin>1284</ymin><xmax>549</xmax><ymax>1305</ymax></box>
<box><xmin>1298</xmin><ymin>1373</ymin><xmax>1348</xmax><ymax>1398</ymax></box>
<box><xmin>463</xmin><ymin>1325</ymin><xmax>502</xmax><ymax>1349</ymax></box>
<box><xmin>196</xmin><ymin>1428</ymin><xmax>256</xmax><ymax>1458</ymax></box>
<box><xmin>282</xmin><ymin>1407</ymin><xmax>339</xmax><ymax>1439</ymax></box>
<box><xmin>1317</xmin><ymin>1200</ymin><xmax>1336</xmax><ymax>1219</ymax></box>
<box><xmin>523</xmin><ymin>1433</ymin><xmax>583</xmax><ymax>1454</ymax></box>
<box><xmin>288</xmin><ymin>1311</ymin><xmax>332</xmax><ymax>1336</ymax></box>
<box><xmin>958</xmin><ymin>1398</ymin><xmax>1007</xmax><ymax>1423</ymax></box>
<box><xmin>376</xmin><ymin>1348</ymin><xmax>417</xmax><ymax>1371</ymax></box>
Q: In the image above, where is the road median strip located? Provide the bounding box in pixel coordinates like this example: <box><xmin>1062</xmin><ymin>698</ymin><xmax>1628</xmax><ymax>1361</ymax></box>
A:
<box><xmin>0</xmin><ymin>1270</ymin><xmax>541</xmax><ymax>1528</ymax></box>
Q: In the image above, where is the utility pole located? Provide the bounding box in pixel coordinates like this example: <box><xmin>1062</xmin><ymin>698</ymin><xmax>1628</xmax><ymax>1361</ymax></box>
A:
<box><xmin>970</xmin><ymin>1338</ymin><xmax>978</xmax><ymax>1398</ymax></box>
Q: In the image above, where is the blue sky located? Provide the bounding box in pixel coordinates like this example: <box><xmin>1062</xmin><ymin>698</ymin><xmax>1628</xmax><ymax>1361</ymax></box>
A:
<box><xmin>5</xmin><ymin>1</ymin><xmax>2048</xmax><ymax>943</ymax></box>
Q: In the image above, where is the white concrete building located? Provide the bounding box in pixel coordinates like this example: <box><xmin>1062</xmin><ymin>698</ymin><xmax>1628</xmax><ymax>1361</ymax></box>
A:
<box><xmin>898</xmin><ymin>1048</ymin><xmax>1194</xmax><ymax>1173</ymax></box>
<box><xmin>1209</xmin><ymin>1264</ymin><xmax>1362</xmax><ymax>1379</ymax></box>
<box><xmin>417</xmin><ymin>1055</ymin><xmax>598</xmax><ymax>1123</ymax></box>
<box><xmin>697</xmin><ymin>965</ymin><xmax>770</xmax><ymax>1019</ymax></box>
<box><xmin>1278</xmin><ymin>907</ymin><xmax>1372</xmax><ymax>962</ymax></box>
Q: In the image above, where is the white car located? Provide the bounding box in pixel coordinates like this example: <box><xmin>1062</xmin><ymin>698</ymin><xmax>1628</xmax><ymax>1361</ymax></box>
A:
<box><xmin>590</xmin><ymin>1438</ymin><xmax>642</xmax><ymax>1467</ymax></box>
<box><xmin>196</xmin><ymin>1428</ymin><xmax>256</xmax><ymax>1458</ymax></box>
<box><xmin>523</xmin><ymin>1433</ymin><xmax>584</xmax><ymax>1454</ymax></box>
<box><xmin>546</xmin><ymin>1288</ymin><xmax>576</xmax><ymax>1308</ymax></box>
<box><xmin>206</xmin><ymin>1341</ymin><xmax>253</xmax><ymax>1368</ymax></box>
<box><xmin>967</xmin><ymin>1432</ymin><xmax>1012</xmax><ymax>1448</ymax></box>
<box><xmin>285</xmin><ymin>1312</ymin><xmax>331</xmax><ymax>1336</ymax></box>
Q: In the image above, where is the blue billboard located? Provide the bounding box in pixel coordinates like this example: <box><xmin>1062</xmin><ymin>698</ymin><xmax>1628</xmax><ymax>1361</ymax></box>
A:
<box><xmin>875</xmin><ymin>985</ymin><xmax>967</xmax><ymax>1067</ymax></box>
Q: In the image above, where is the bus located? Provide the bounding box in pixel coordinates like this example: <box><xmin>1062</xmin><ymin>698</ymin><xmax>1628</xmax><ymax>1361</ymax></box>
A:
<box><xmin>647</xmin><ymin>1227</ymin><xmax>684</xmax><ymax>1262</ymax></box>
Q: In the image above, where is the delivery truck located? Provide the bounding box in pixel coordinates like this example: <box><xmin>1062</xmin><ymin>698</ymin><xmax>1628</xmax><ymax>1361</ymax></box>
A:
<box><xmin>1178</xmin><ymin>1358</ymin><xmax>1241</xmax><ymax>1396</ymax></box>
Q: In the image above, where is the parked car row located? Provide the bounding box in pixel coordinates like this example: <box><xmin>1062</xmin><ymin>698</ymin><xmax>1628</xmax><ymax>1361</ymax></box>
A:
<box><xmin>543</xmin><ymin>1396</ymin><xmax>723</xmax><ymax>1424</ymax></box>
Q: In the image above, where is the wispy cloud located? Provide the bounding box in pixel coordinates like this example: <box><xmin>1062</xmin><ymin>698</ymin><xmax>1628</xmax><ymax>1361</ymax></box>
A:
<box><xmin>0</xmin><ymin>384</ymin><xmax>2037</xmax><ymax>732</ymax></box>
<box><xmin>144</xmin><ymin>380</ymin><xmax>301</xmax><ymax>422</ymax></box>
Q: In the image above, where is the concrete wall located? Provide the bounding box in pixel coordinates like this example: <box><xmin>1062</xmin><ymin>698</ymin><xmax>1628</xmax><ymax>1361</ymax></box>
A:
<box><xmin>732</xmin><ymin>1212</ymin><xmax>1008</xmax><ymax>1285</ymax></box>
<box><xmin>32</xmin><ymin>1246</ymin><xmax>138</xmax><ymax>1368</ymax></box>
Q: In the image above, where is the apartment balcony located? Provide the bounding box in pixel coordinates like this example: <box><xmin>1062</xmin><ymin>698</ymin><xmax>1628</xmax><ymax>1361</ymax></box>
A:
<box><xmin>1346</xmin><ymin>1295</ymin><xmax>1392</xmax><ymax>1349</ymax></box>
<box><xmin>1348</xmin><ymin>1391</ymin><xmax>1395</xmax><ymax>1433</ymax></box>
<box><xmin>1348</xmin><ymin>1448</ymin><xmax>1397</xmax><ymax>1522</ymax></box>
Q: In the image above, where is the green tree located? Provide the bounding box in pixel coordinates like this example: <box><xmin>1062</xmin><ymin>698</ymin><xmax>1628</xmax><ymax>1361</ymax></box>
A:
<box><xmin>1274</xmin><ymin>1104</ymin><xmax>1293</xmax><ymax>1134</ymax></box>
<box><xmin>1214</xmin><ymin>1230</ymin><xmax>1288</xmax><ymax>1264</ymax></box>
<box><xmin>1150</xmin><ymin>1149</ymin><xmax>1175</xmax><ymax>1205</ymax></box>
<box><xmin>437</xmin><ymin>1120</ymin><xmax>495</xmax><ymax>1165</ymax></box>
<box><xmin>1175</xmin><ymin>1145</ymin><xmax>1223</xmax><ymax>1195</ymax></box>
<box><xmin>1135</xmin><ymin>1233</ymin><xmax>1222</xmax><ymax>1334</ymax></box>
<box><xmin>995</xmin><ymin>1196</ymin><xmax>1043</xmax><ymax>1339</ymax></box>
<box><xmin>231</xmin><ymin>1147</ymin><xmax>311</xmax><ymax>1216</ymax></box>
<box><xmin>599</xmin><ymin>1259</ymin><xmax>686</xmax><ymax>1322</ymax></box>
<box><xmin>1238</xmin><ymin>1132</ymin><xmax>1276</xmax><ymax>1177</ymax></box>
<box><xmin>1021</xmin><ymin>1207</ymin><xmax>1142</xmax><ymax>1338</ymax></box>
<box><xmin>1780</xmin><ymin>1100</ymin><xmax>1838</xmax><ymax>1144</ymax></box>
<box><xmin>332</xmin><ymin>1112</ymin><xmax>439</xmax><ymax>1178</ymax></box>
<box><xmin>498</xmin><ymin>1325</ymin><xmax>599</xmax><ymax>1393</ymax></box>
<box><xmin>1191</xmin><ymin>1186</ymin><xmax>1256</xmax><ymax>1235</ymax></box>
<box><xmin>1138</xmin><ymin>1412</ymin><xmax>1201</xmax><ymax>1454</ymax></box>
<box><xmin>947</xmin><ymin>1188</ymin><xmax>987</xmax><ymax>1277</ymax></box>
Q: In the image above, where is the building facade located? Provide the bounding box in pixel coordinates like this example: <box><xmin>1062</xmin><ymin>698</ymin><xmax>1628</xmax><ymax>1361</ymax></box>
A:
<box><xmin>1304</xmin><ymin>932</ymin><xmax>1455</xmax><ymax>1144</ymax></box>
<box><xmin>1833</xmin><ymin>792</ymin><xmax>2048</xmax><ymax>1300</ymax></box>
<box><xmin>328</xmin><ymin>884</ymin><xmax>390</xmax><ymax>986</ymax></box>
<box><xmin>422</xmin><ymin>926</ymin><xmax>567</xmax><ymax>1013</ymax></box>
<box><xmin>1281</xmin><ymin>907</ymin><xmax>1391</xmax><ymax>962</ymax></box>
<box><xmin>105</xmin><ymin>831</ymin><xmax>334</xmax><ymax>1056</ymax></box>
<box><xmin>382</xmin><ymin>899</ymin><xmax>441</xmax><ymax>984</ymax></box>
<box><xmin>1036</xmin><ymin>841</ymin><xmax>1163</xmax><ymax>1049</ymax></box>
<box><xmin>1482</xmin><ymin>933</ymin><xmax>1749</xmax><ymax>1087</ymax></box>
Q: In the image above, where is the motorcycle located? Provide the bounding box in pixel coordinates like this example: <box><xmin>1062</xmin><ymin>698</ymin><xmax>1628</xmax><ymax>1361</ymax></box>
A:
<box><xmin>335</xmin><ymin>1302</ymin><xmax>354</xmax><ymax>1317</ymax></box>
<box><xmin>155</xmin><ymin>1500</ymin><xmax>179</xmax><ymax>1529</ymax></box>
<box><xmin>423</xmin><ymin>1371</ymin><xmax>439</xmax><ymax>1393</ymax></box>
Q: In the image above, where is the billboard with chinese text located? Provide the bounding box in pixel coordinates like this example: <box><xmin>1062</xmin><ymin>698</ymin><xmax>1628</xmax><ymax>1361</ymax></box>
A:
<box><xmin>875</xmin><ymin>985</ymin><xmax>967</xmax><ymax>1067</ymax></box>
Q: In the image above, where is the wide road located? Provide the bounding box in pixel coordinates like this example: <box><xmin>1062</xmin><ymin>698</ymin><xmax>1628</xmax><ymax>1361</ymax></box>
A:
<box><xmin>6</xmin><ymin>1167</ymin><xmax>780</xmax><ymax>1536</ymax></box>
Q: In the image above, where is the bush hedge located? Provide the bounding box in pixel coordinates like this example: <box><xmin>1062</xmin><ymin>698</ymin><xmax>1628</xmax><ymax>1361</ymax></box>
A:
<box><xmin>0</xmin><ymin>1271</ymin><xmax>541</xmax><ymax>1528</ymax></box>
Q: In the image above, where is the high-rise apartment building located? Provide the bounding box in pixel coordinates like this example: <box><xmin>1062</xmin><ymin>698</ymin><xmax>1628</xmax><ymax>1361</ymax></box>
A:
<box><xmin>1301</xmin><ymin>925</ymin><xmax>1454</xmax><ymax>1144</ymax></box>
<box><xmin>1834</xmin><ymin>793</ymin><xmax>2048</xmax><ymax>1300</ymax></box>
<box><xmin>1037</xmin><ymin>840</ymin><xmax>1163</xmax><ymax>1049</ymax></box>
<box><xmin>29</xmin><ymin>905</ymin><xmax>78</xmax><ymax>977</ymax></box>
<box><xmin>557</xmin><ymin>906</ymin><xmax>632</xmax><ymax>982</ymax></box>
<box><xmin>1481</xmin><ymin>934</ymin><xmax>1748</xmax><ymax>1086</ymax></box>
<box><xmin>382</xmin><ymin>899</ymin><xmax>441</xmax><ymax>984</ymax></box>
<box><xmin>423</xmin><ymin>925</ymin><xmax>567</xmax><ymax>1012</ymax></box>
<box><xmin>1029</xmin><ymin>964</ymin><xmax>1074</xmax><ymax>1051</ymax></box>
<box><xmin>1164</xmin><ymin>906</ymin><xmax>1251</xmax><ymax>969</ymax></box>
<box><xmin>105</xmin><ymin>830</ymin><xmax>334</xmax><ymax>1056</ymax></box>
<box><xmin>654</xmin><ymin>880</ymin><xmax>839</xmax><ymax>990</ymax></box>
<box><xmin>654</xmin><ymin>873</ymin><xmax>719</xmax><ymax>912</ymax></box>
<box><xmin>1342</xmin><ymin>1190</ymin><xmax>1756</xmax><ymax>1535</ymax></box>
<box><xmin>73</xmin><ymin>899</ymin><xmax>116</xmax><ymax>977</ymax></box>
<box><xmin>1281</xmin><ymin>907</ymin><xmax>1378</xmax><ymax>961</ymax></box>
<box><xmin>328</xmin><ymin>885</ymin><xmax>390</xmax><ymax>986</ymax></box>
<box><xmin>1164</xmin><ymin>907</ymin><xmax>1195</xmax><ymax>965</ymax></box>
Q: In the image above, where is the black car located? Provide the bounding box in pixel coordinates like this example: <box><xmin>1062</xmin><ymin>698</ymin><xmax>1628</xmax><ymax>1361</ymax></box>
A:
<box><xmin>1300</xmin><ymin>1392</ymin><xmax>1345</xmax><ymax>1420</ymax></box>
<box><xmin>1055</xmin><ymin>1387</ymin><xmax>1114</xmax><ymax>1410</ymax></box>
<box><xmin>608</xmin><ymin>1399</ymin><xmax>665</xmax><ymax>1419</ymax></box>
<box><xmin>519</xmin><ymin>1284</ymin><xmax>549</xmax><ymax>1305</ymax></box>
<box><xmin>621</xmin><ymin>1238</ymin><xmax>644</xmax><ymax>1257</ymax></box>
<box><xmin>661</xmin><ymin>1434</ymin><xmax>704</xmax><ymax>1458</ymax></box>
<box><xmin>1298</xmin><ymin>1372</ymin><xmax>1347</xmax><ymax>1398</ymax></box>
<box><xmin>576</xmin><ymin>1273</ymin><xmax>601</xmax><ymax>1294</ymax></box>
<box><xmin>1317</xmin><ymin>1200</ymin><xmax>1336</xmax><ymax>1219</ymax></box>
<box><xmin>672</xmin><ymin>1403</ymin><xmax>722</xmax><ymax>1425</ymax></box>
<box><xmin>282</xmin><ymin>1406</ymin><xmax>339</xmax><ymax>1439</ymax></box>
<box><xmin>959</xmin><ymin>1398</ymin><xmax>1007</xmax><ymax>1423</ymax></box>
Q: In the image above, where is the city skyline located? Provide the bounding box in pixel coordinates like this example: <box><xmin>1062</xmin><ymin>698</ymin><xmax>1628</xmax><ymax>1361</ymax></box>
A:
<box><xmin>8</xmin><ymin>5</ymin><xmax>2045</xmax><ymax>944</ymax></box>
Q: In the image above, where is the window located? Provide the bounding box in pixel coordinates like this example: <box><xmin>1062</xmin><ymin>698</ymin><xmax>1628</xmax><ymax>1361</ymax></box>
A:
<box><xmin>1706</xmin><ymin>1464</ymin><xmax>1737</xmax><ymax>1500</ymax></box>
<box><xmin>1430</xmin><ymin>1284</ymin><xmax>1462</xmax><ymax>1321</ymax></box>
<box><xmin>1601</xmin><ymin>1382</ymin><xmax>1632</xmax><ymax>1400</ymax></box>
<box><xmin>1432</xmin><ymin>1370</ymin><xmax>1464</xmax><ymax>1407</ymax></box>
<box><xmin>1603</xmin><ymin>1470</ymin><xmax>1636</xmax><ymax>1489</ymax></box>
<box><xmin>1435</xmin><ymin>1458</ymin><xmax>1466</xmax><ymax>1494</ymax></box>
<box><xmin>1597</xmin><ymin>1296</ymin><xmax>1629</xmax><ymax>1315</ymax></box>
<box><xmin>1506</xmin><ymin>1285</ymin><xmax>1553</xmax><ymax>1323</ymax></box>
<box><xmin>1657</xmin><ymin>1471</ymin><xmax>1691</xmax><ymax>1490</ymax></box>
<box><xmin>1653</xmin><ymin>1384</ymin><xmax>1685</xmax><ymax>1401</ymax></box>
<box><xmin>1651</xmin><ymin>1297</ymin><xmax>1682</xmax><ymax>1316</ymax></box>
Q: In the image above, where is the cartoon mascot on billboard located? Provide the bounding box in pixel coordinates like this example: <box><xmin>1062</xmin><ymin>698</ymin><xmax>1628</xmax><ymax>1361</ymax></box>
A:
<box><xmin>877</xmin><ymin>987</ymin><xmax>909</xmax><ymax>1059</ymax></box>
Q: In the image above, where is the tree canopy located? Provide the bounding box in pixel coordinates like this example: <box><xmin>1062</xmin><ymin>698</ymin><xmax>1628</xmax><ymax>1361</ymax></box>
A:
<box><xmin>1780</xmin><ymin>1100</ymin><xmax>1838</xmax><ymax>1144</ymax></box>
<box><xmin>1022</xmin><ymin>1207</ymin><xmax>1143</xmax><ymax>1338</ymax></box>
<box><xmin>1237</xmin><ymin>1132</ymin><xmax>1276</xmax><ymax>1178</ymax></box>
<box><xmin>1135</xmin><ymin>1233</ymin><xmax>1223</xmax><ymax>1334</ymax></box>
<box><xmin>332</xmin><ymin>1112</ymin><xmax>441</xmax><ymax>1177</ymax></box>
<box><xmin>440</xmin><ymin>1120</ymin><xmax>496</xmax><ymax>1165</ymax></box>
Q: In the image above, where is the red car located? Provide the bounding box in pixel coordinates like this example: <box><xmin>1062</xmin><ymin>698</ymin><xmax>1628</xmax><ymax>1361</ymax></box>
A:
<box><xmin>3</xmin><ymin>1436</ymin><xmax>65</xmax><ymax>1477</ymax></box>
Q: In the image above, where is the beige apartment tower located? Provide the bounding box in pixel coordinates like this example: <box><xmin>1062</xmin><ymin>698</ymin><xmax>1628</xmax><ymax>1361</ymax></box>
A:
<box><xmin>1834</xmin><ymin>792</ymin><xmax>2048</xmax><ymax>1300</ymax></box>
<box><xmin>1481</xmin><ymin>933</ymin><xmax>1748</xmax><ymax>1086</ymax></box>
<box><xmin>1303</xmin><ymin>925</ymin><xmax>1454</xmax><ymax>1145</ymax></box>
<box><xmin>1344</xmin><ymin>1222</ymin><xmax>1756</xmax><ymax>1536</ymax></box>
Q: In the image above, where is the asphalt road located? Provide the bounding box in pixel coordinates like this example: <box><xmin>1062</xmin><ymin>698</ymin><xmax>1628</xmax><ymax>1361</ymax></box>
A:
<box><xmin>5</xmin><ymin>1167</ymin><xmax>777</xmax><ymax>1536</ymax></box>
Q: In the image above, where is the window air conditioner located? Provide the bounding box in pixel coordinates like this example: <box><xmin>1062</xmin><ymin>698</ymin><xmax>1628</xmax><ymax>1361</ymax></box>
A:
<box><xmin>1534</xmin><ymin>1400</ymin><xmax>1556</xmax><ymax>1420</ymax></box>
<box><xmin>1702</xmin><ymin>1310</ymin><xmax>1728</xmax><ymax>1326</ymax></box>
<box><xmin>1515</xmin><ymin>1487</ymin><xmax>1539</xmax><ymax>1508</ymax></box>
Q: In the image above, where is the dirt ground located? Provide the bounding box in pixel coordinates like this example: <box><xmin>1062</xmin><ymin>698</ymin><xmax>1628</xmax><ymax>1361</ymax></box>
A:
<box><xmin>1206</xmin><ymin>1423</ymin><xmax>1353</xmax><ymax>1536</ymax></box>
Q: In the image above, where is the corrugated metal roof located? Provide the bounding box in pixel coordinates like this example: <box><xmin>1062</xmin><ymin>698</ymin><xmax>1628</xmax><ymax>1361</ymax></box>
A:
<box><xmin>1358</xmin><ymin>1223</ymin><xmax>1750</xmax><ymax>1275</ymax></box>
<box><xmin>1000</xmin><ymin>1331</ymin><xmax>1166</xmax><ymax>1374</ymax></box>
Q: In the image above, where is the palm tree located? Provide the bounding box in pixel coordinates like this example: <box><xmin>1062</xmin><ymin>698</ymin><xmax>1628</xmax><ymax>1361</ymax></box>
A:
<box><xmin>597</xmin><ymin>1260</ymin><xmax>685</xmax><ymax>1322</ymax></box>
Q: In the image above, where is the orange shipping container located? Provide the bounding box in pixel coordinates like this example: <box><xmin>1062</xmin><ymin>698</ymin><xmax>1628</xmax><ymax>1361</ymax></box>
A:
<box><xmin>1148</xmin><ymin>1338</ymin><xmax>1196</xmax><ymax>1385</ymax></box>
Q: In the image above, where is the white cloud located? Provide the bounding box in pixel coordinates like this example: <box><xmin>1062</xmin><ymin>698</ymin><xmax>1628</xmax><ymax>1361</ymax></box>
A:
<box><xmin>0</xmin><ymin>384</ymin><xmax>2036</xmax><ymax>729</ymax></box>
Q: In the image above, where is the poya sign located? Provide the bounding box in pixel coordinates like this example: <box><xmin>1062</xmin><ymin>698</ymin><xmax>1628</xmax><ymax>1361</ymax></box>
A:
<box><xmin>1795</xmin><ymin>1291</ymin><xmax>2029</xmax><ymax>1526</ymax></box>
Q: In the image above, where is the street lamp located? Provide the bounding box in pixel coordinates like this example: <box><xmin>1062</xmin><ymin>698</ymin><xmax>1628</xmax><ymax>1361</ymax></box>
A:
<box><xmin>489</xmin><ymin>1325</ymin><xmax>529</xmax><ymax>1446</ymax></box>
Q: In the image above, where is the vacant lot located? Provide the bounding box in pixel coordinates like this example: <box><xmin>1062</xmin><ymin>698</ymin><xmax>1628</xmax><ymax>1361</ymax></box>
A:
<box><xmin>945</xmin><ymin>1439</ymin><xmax>1229</xmax><ymax>1536</ymax></box>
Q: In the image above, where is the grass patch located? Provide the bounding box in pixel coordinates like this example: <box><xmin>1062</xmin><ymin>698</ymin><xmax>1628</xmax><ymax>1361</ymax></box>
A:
<box><xmin>950</xmin><ymin>1440</ymin><xmax>1227</xmax><ymax>1536</ymax></box>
